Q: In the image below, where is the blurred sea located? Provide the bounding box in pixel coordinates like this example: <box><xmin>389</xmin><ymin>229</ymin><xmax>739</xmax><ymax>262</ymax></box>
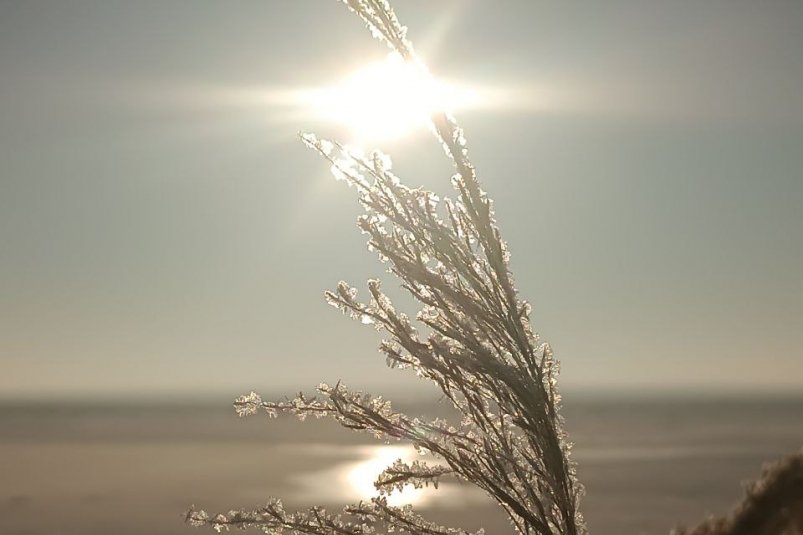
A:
<box><xmin>1</xmin><ymin>395</ymin><xmax>800</xmax><ymax>535</ymax></box>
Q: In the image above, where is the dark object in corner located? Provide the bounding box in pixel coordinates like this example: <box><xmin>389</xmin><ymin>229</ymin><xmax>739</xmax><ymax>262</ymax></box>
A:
<box><xmin>674</xmin><ymin>450</ymin><xmax>803</xmax><ymax>535</ymax></box>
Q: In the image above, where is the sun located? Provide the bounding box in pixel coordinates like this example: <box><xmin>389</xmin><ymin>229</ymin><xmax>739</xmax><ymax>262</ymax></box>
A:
<box><xmin>308</xmin><ymin>53</ymin><xmax>476</xmax><ymax>142</ymax></box>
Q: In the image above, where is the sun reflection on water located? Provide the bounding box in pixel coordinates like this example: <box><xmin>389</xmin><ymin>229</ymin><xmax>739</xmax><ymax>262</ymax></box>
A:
<box><xmin>344</xmin><ymin>445</ymin><xmax>432</xmax><ymax>506</ymax></box>
<box><xmin>289</xmin><ymin>443</ymin><xmax>487</xmax><ymax>508</ymax></box>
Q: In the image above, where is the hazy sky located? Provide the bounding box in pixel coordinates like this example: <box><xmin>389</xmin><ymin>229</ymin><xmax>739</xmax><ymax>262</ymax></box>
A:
<box><xmin>1</xmin><ymin>1</ymin><xmax>801</xmax><ymax>400</ymax></box>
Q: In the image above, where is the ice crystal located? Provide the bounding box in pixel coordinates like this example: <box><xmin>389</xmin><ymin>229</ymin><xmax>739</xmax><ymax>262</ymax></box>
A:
<box><xmin>233</xmin><ymin>391</ymin><xmax>262</xmax><ymax>417</ymax></box>
<box><xmin>375</xmin><ymin>459</ymin><xmax>453</xmax><ymax>494</ymax></box>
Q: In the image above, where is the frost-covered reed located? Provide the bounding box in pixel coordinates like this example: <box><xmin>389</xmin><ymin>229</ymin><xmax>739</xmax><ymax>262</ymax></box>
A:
<box><xmin>187</xmin><ymin>1</ymin><xmax>584</xmax><ymax>534</ymax></box>
<box><xmin>186</xmin><ymin>2</ymin><xmax>802</xmax><ymax>535</ymax></box>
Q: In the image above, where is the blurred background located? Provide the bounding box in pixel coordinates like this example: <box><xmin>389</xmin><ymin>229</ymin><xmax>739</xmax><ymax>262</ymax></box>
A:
<box><xmin>1</xmin><ymin>1</ymin><xmax>801</xmax><ymax>534</ymax></box>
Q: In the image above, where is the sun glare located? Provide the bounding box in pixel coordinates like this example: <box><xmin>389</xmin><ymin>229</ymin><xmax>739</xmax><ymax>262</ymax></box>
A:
<box><xmin>308</xmin><ymin>54</ymin><xmax>477</xmax><ymax>142</ymax></box>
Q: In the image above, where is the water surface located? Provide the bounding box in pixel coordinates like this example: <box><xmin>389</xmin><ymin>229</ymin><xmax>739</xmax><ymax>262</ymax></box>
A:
<box><xmin>1</xmin><ymin>396</ymin><xmax>800</xmax><ymax>535</ymax></box>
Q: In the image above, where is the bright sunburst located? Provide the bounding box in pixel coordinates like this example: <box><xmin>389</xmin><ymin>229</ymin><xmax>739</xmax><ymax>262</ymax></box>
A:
<box><xmin>307</xmin><ymin>53</ymin><xmax>477</xmax><ymax>142</ymax></box>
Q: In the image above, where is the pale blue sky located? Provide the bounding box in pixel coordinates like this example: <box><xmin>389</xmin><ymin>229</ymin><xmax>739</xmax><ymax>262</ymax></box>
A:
<box><xmin>1</xmin><ymin>1</ymin><xmax>801</xmax><ymax>400</ymax></box>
